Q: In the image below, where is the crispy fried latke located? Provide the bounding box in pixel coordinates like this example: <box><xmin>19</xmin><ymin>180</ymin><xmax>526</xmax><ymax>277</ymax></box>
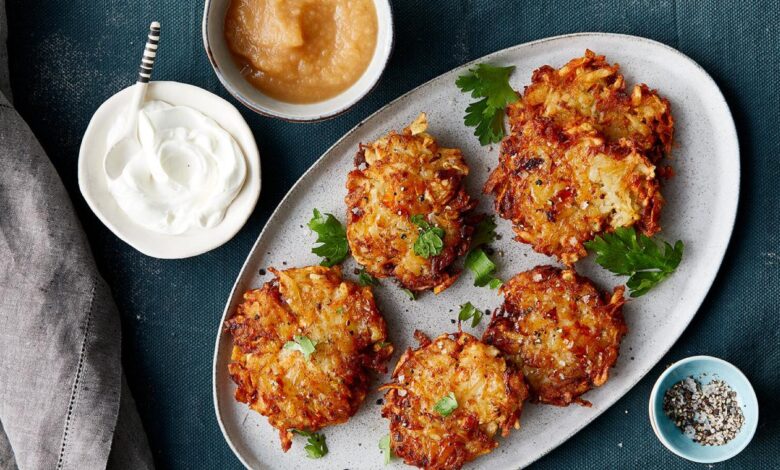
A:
<box><xmin>521</xmin><ymin>49</ymin><xmax>674</xmax><ymax>163</ymax></box>
<box><xmin>346</xmin><ymin>113</ymin><xmax>477</xmax><ymax>294</ymax></box>
<box><xmin>485</xmin><ymin>112</ymin><xmax>663</xmax><ymax>265</ymax></box>
<box><xmin>483</xmin><ymin>266</ymin><xmax>626</xmax><ymax>406</ymax></box>
<box><xmin>381</xmin><ymin>331</ymin><xmax>528</xmax><ymax>470</ymax></box>
<box><xmin>225</xmin><ymin>265</ymin><xmax>393</xmax><ymax>451</ymax></box>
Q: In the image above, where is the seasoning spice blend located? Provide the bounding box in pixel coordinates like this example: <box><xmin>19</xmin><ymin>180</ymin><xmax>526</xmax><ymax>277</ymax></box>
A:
<box><xmin>663</xmin><ymin>376</ymin><xmax>745</xmax><ymax>446</ymax></box>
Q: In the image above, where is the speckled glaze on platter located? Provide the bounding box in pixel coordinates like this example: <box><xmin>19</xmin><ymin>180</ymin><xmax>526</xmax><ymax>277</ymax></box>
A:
<box><xmin>212</xmin><ymin>33</ymin><xmax>740</xmax><ymax>470</ymax></box>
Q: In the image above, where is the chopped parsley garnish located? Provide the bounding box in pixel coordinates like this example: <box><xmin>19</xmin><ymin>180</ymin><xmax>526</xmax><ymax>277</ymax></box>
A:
<box><xmin>308</xmin><ymin>209</ymin><xmax>349</xmax><ymax>267</ymax></box>
<box><xmin>379</xmin><ymin>434</ymin><xmax>393</xmax><ymax>465</ymax></box>
<box><xmin>458</xmin><ymin>302</ymin><xmax>484</xmax><ymax>328</ymax></box>
<box><xmin>456</xmin><ymin>64</ymin><xmax>519</xmax><ymax>145</ymax></box>
<box><xmin>401</xmin><ymin>288</ymin><xmax>416</xmax><ymax>301</ymax></box>
<box><xmin>464</xmin><ymin>248</ymin><xmax>502</xmax><ymax>288</ymax></box>
<box><xmin>291</xmin><ymin>429</ymin><xmax>328</xmax><ymax>459</ymax></box>
<box><xmin>411</xmin><ymin>214</ymin><xmax>445</xmax><ymax>258</ymax></box>
<box><xmin>283</xmin><ymin>335</ymin><xmax>317</xmax><ymax>360</ymax></box>
<box><xmin>357</xmin><ymin>269</ymin><xmax>379</xmax><ymax>287</ymax></box>
<box><xmin>585</xmin><ymin>226</ymin><xmax>684</xmax><ymax>297</ymax></box>
<box><xmin>433</xmin><ymin>392</ymin><xmax>458</xmax><ymax>417</ymax></box>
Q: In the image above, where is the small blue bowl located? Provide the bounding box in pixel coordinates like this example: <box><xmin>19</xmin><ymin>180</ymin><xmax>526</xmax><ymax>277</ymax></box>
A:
<box><xmin>649</xmin><ymin>356</ymin><xmax>758</xmax><ymax>463</ymax></box>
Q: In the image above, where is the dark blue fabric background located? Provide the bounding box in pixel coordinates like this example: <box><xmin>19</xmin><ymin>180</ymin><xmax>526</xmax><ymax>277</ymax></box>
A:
<box><xmin>6</xmin><ymin>0</ymin><xmax>778</xmax><ymax>468</ymax></box>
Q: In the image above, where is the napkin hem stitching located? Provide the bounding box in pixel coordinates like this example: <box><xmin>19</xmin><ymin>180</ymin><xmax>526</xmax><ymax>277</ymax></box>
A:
<box><xmin>55</xmin><ymin>281</ymin><xmax>97</xmax><ymax>470</ymax></box>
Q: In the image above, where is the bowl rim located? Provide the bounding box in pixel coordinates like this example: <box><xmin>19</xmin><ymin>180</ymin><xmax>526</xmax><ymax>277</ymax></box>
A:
<box><xmin>201</xmin><ymin>0</ymin><xmax>395</xmax><ymax>122</ymax></box>
<box><xmin>648</xmin><ymin>355</ymin><xmax>759</xmax><ymax>464</ymax></box>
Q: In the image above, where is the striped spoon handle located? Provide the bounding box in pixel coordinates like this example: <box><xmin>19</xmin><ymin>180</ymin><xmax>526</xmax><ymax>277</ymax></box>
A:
<box><xmin>138</xmin><ymin>21</ymin><xmax>160</xmax><ymax>84</ymax></box>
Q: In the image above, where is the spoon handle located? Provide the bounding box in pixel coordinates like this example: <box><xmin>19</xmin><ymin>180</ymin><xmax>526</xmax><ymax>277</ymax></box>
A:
<box><xmin>138</xmin><ymin>22</ymin><xmax>160</xmax><ymax>84</ymax></box>
<box><xmin>120</xmin><ymin>22</ymin><xmax>160</xmax><ymax>141</ymax></box>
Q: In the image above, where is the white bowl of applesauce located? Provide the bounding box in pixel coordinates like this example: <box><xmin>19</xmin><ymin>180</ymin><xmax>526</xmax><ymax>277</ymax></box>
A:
<box><xmin>203</xmin><ymin>0</ymin><xmax>393</xmax><ymax>121</ymax></box>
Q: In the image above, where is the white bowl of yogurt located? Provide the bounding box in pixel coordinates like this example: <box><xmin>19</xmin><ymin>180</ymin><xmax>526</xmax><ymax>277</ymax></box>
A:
<box><xmin>79</xmin><ymin>81</ymin><xmax>261</xmax><ymax>259</ymax></box>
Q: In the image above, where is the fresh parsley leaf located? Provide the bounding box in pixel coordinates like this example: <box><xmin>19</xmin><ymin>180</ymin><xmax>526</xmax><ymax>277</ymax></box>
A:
<box><xmin>401</xmin><ymin>288</ymin><xmax>416</xmax><ymax>301</ymax></box>
<box><xmin>379</xmin><ymin>434</ymin><xmax>393</xmax><ymax>465</ymax></box>
<box><xmin>464</xmin><ymin>248</ymin><xmax>502</xmax><ymax>288</ymax></box>
<box><xmin>308</xmin><ymin>209</ymin><xmax>349</xmax><ymax>267</ymax></box>
<box><xmin>433</xmin><ymin>392</ymin><xmax>458</xmax><ymax>417</ymax></box>
<box><xmin>411</xmin><ymin>214</ymin><xmax>445</xmax><ymax>258</ymax></box>
<box><xmin>283</xmin><ymin>335</ymin><xmax>317</xmax><ymax>360</ymax></box>
<box><xmin>458</xmin><ymin>302</ymin><xmax>484</xmax><ymax>328</ymax></box>
<box><xmin>471</xmin><ymin>216</ymin><xmax>497</xmax><ymax>248</ymax></box>
<box><xmin>291</xmin><ymin>430</ymin><xmax>328</xmax><ymax>459</ymax></box>
<box><xmin>358</xmin><ymin>269</ymin><xmax>379</xmax><ymax>287</ymax></box>
<box><xmin>335</xmin><ymin>306</ymin><xmax>344</xmax><ymax>314</ymax></box>
<box><xmin>456</xmin><ymin>64</ymin><xmax>518</xmax><ymax>145</ymax></box>
<box><xmin>585</xmin><ymin>227</ymin><xmax>684</xmax><ymax>297</ymax></box>
<box><xmin>464</xmin><ymin>99</ymin><xmax>506</xmax><ymax>145</ymax></box>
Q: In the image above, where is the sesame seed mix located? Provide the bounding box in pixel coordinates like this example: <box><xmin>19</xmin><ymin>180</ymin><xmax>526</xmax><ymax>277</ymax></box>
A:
<box><xmin>663</xmin><ymin>377</ymin><xmax>744</xmax><ymax>446</ymax></box>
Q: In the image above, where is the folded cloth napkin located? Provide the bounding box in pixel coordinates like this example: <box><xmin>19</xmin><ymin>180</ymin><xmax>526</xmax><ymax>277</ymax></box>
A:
<box><xmin>0</xmin><ymin>1</ymin><xmax>153</xmax><ymax>468</ymax></box>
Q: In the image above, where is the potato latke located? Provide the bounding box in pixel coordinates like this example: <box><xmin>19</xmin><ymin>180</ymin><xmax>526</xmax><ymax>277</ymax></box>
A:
<box><xmin>225</xmin><ymin>265</ymin><xmax>392</xmax><ymax>451</ymax></box>
<box><xmin>483</xmin><ymin>266</ymin><xmax>626</xmax><ymax>406</ymax></box>
<box><xmin>381</xmin><ymin>331</ymin><xmax>527</xmax><ymax>469</ymax></box>
<box><xmin>521</xmin><ymin>49</ymin><xmax>674</xmax><ymax>163</ymax></box>
<box><xmin>346</xmin><ymin>114</ymin><xmax>476</xmax><ymax>293</ymax></box>
<box><xmin>484</xmin><ymin>114</ymin><xmax>663</xmax><ymax>265</ymax></box>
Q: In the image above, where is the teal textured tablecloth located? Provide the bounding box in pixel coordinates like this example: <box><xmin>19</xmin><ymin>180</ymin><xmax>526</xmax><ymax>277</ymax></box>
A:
<box><xmin>6</xmin><ymin>0</ymin><xmax>778</xmax><ymax>468</ymax></box>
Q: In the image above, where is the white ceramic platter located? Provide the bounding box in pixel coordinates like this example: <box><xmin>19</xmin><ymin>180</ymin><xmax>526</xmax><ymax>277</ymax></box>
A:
<box><xmin>79</xmin><ymin>81</ymin><xmax>261</xmax><ymax>259</ymax></box>
<box><xmin>213</xmin><ymin>33</ymin><xmax>739</xmax><ymax>469</ymax></box>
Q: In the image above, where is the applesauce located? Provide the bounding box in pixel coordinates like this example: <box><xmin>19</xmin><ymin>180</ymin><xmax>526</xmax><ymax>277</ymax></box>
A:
<box><xmin>224</xmin><ymin>0</ymin><xmax>378</xmax><ymax>104</ymax></box>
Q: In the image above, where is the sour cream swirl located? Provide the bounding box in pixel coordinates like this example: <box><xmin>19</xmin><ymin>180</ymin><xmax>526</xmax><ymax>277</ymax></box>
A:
<box><xmin>106</xmin><ymin>101</ymin><xmax>247</xmax><ymax>235</ymax></box>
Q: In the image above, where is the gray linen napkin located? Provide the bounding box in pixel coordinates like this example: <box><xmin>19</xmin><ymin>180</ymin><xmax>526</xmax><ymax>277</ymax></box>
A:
<box><xmin>0</xmin><ymin>0</ymin><xmax>153</xmax><ymax>468</ymax></box>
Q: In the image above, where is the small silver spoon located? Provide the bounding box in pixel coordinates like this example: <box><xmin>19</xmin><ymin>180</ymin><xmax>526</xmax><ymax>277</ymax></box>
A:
<box><xmin>104</xmin><ymin>21</ymin><xmax>161</xmax><ymax>181</ymax></box>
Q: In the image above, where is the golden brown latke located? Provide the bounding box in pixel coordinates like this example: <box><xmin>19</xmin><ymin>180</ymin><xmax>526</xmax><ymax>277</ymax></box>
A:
<box><xmin>483</xmin><ymin>266</ymin><xmax>627</xmax><ymax>406</ymax></box>
<box><xmin>381</xmin><ymin>331</ymin><xmax>528</xmax><ymax>470</ymax></box>
<box><xmin>346</xmin><ymin>113</ymin><xmax>476</xmax><ymax>293</ymax></box>
<box><xmin>225</xmin><ymin>266</ymin><xmax>393</xmax><ymax>451</ymax></box>
<box><xmin>521</xmin><ymin>50</ymin><xmax>674</xmax><ymax>163</ymax></box>
<box><xmin>485</xmin><ymin>111</ymin><xmax>663</xmax><ymax>265</ymax></box>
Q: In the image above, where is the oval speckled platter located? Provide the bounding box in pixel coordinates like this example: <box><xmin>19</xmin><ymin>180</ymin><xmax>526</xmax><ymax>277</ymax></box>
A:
<box><xmin>212</xmin><ymin>33</ymin><xmax>740</xmax><ymax>470</ymax></box>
